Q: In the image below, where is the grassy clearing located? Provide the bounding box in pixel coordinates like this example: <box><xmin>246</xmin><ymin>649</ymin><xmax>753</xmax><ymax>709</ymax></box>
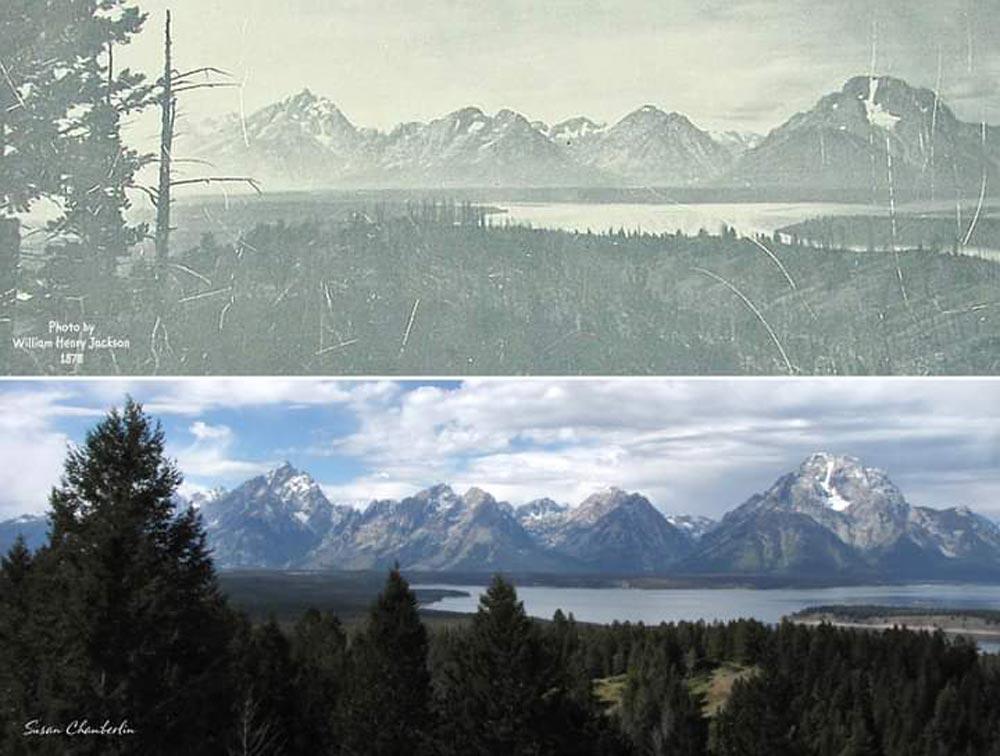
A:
<box><xmin>689</xmin><ymin>662</ymin><xmax>758</xmax><ymax>717</ymax></box>
<box><xmin>593</xmin><ymin>674</ymin><xmax>629</xmax><ymax>715</ymax></box>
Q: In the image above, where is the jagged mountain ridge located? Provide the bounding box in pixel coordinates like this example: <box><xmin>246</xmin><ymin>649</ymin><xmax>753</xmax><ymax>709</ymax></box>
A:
<box><xmin>687</xmin><ymin>453</ymin><xmax>1000</xmax><ymax>577</ymax></box>
<box><xmin>565</xmin><ymin>105</ymin><xmax>733</xmax><ymax>185</ymax></box>
<box><xmin>182</xmin><ymin>94</ymin><xmax>736</xmax><ymax>188</ymax></box>
<box><xmin>0</xmin><ymin>514</ymin><xmax>49</xmax><ymax>553</ymax></box>
<box><xmin>3</xmin><ymin>454</ymin><xmax>999</xmax><ymax>579</ymax></box>
<box><xmin>198</xmin><ymin>462</ymin><xmax>353</xmax><ymax>569</ymax></box>
<box><xmin>729</xmin><ymin>75</ymin><xmax>999</xmax><ymax>194</ymax></box>
<box><xmin>174</xmin><ymin>456</ymin><xmax>1000</xmax><ymax>578</ymax></box>
<box><xmin>180</xmin><ymin>75</ymin><xmax>996</xmax><ymax>193</ymax></box>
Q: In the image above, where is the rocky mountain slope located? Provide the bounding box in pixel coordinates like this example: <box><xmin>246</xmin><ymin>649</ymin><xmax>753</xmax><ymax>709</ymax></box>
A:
<box><xmin>181</xmin><ymin>95</ymin><xmax>732</xmax><ymax>189</ymax></box>
<box><xmin>687</xmin><ymin>453</ymin><xmax>1000</xmax><ymax>578</ymax></box>
<box><xmin>728</xmin><ymin>75</ymin><xmax>999</xmax><ymax>195</ymax></box>
<box><xmin>197</xmin><ymin>462</ymin><xmax>352</xmax><ymax>568</ymax></box>
<box><xmin>3</xmin><ymin>454</ymin><xmax>997</xmax><ymax>580</ymax></box>
<box><xmin>180</xmin><ymin>76</ymin><xmax>996</xmax><ymax>195</ymax></box>
<box><xmin>0</xmin><ymin>514</ymin><xmax>48</xmax><ymax>553</ymax></box>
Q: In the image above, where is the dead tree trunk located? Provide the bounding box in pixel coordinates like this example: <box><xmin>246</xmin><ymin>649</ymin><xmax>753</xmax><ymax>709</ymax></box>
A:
<box><xmin>0</xmin><ymin>218</ymin><xmax>19</xmax><ymax>375</ymax></box>
<box><xmin>154</xmin><ymin>10</ymin><xmax>174</xmax><ymax>264</ymax></box>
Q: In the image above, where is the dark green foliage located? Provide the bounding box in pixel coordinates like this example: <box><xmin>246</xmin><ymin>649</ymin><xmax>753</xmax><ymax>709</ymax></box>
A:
<box><xmin>0</xmin><ymin>399</ymin><xmax>235</xmax><ymax>755</ymax></box>
<box><xmin>339</xmin><ymin>567</ymin><xmax>433</xmax><ymax>755</ymax></box>
<box><xmin>289</xmin><ymin>609</ymin><xmax>348</xmax><ymax>753</ymax></box>
<box><xmin>229</xmin><ymin>617</ymin><xmax>298</xmax><ymax>756</ymax></box>
<box><xmin>619</xmin><ymin>646</ymin><xmax>708</xmax><ymax>755</ymax></box>
<box><xmin>712</xmin><ymin>622</ymin><xmax>1000</xmax><ymax>756</ymax></box>
<box><xmin>0</xmin><ymin>536</ymin><xmax>36</xmax><ymax>753</ymax></box>
<box><xmin>3</xmin><ymin>401</ymin><xmax>1000</xmax><ymax>754</ymax></box>
<box><xmin>793</xmin><ymin>604</ymin><xmax>1000</xmax><ymax>624</ymax></box>
<box><xmin>435</xmin><ymin>575</ymin><xmax>625</xmax><ymax>756</ymax></box>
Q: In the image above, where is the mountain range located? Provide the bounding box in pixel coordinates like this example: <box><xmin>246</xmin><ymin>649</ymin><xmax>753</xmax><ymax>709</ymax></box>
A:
<box><xmin>180</xmin><ymin>75</ymin><xmax>998</xmax><ymax>194</ymax></box>
<box><xmin>4</xmin><ymin>453</ymin><xmax>998</xmax><ymax>580</ymax></box>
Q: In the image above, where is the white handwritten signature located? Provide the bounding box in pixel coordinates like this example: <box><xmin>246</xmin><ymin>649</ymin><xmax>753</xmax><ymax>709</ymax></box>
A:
<box><xmin>23</xmin><ymin>719</ymin><xmax>136</xmax><ymax>737</ymax></box>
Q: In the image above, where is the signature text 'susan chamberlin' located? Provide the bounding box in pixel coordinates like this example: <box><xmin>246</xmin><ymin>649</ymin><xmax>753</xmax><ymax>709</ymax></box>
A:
<box><xmin>23</xmin><ymin>719</ymin><xmax>136</xmax><ymax>737</ymax></box>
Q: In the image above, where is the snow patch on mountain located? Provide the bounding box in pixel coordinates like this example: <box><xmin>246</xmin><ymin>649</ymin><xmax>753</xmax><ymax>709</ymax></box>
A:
<box><xmin>864</xmin><ymin>76</ymin><xmax>901</xmax><ymax>131</ymax></box>
<box><xmin>819</xmin><ymin>457</ymin><xmax>852</xmax><ymax>512</ymax></box>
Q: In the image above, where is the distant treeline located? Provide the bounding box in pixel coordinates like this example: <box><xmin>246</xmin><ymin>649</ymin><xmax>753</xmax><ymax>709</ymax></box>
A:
<box><xmin>794</xmin><ymin>604</ymin><xmax>1000</xmax><ymax>625</ymax></box>
<box><xmin>778</xmin><ymin>215</ymin><xmax>1000</xmax><ymax>254</ymax></box>
<box><xmin>11</xmin><ymin>204</ymin><xmax>1000</xmax><ymax>376</ymax></box>
<box><xmin>3</xmin><ymin>400</ymin><xmax>1000</xmax><ymax>755</ymax></box>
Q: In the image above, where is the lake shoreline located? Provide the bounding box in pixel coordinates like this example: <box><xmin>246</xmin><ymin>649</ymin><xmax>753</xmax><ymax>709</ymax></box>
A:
<box><xmin>414</xmin><ymin>582</ymin><xmax>1000</xmax><ymax>635</ymax></box>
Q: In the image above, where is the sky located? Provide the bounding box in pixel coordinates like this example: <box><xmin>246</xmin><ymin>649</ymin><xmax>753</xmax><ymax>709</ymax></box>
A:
<box><xmin>2</xmin><ymin>378</ymin><xmax>1000</xmax><ymax>522</ymax></box>
<box><xmin>113</xmin><ymin>0</ymin><xmax>1000</xmax><ymax>142</ymax></box>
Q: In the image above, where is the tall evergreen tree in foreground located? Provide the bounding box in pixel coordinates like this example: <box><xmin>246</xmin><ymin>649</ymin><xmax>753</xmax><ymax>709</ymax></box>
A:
<box><xmin>340</xmin><ymin>566</ymin><xmax>433</xmax><ymax>756</ymax></box>
<box><xmin>6</xmin><ymin>398</ymin><xmax>235</xmax><ymax>755</ymax></box>
<box><xmin>437</xmin><ymin>574</ymin><xmax>623</xmax><ymax>756</ymax></box>
<box><xmin>0</xmin><ymin>536</ymin><xmax>38</xmax><ymax>753</ymax></box>
<box><xmin>0</xmin><ymin>1</ymin><xmax>151</xmax><ymax>255</ymax></box>
<box><xmin>619</xmin><ymin>645</ymin><xmax>708</xmax><ymax>756</ymax></box>
<box><xmin>290</xmin><ymin>608</ymin><xmax>348</xmax><ymax>754</ymax></box>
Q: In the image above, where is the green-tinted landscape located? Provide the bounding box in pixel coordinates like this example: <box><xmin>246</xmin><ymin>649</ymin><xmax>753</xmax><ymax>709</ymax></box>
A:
<box><xmin>10</xmin><ymin>201</ymin><xmax>1000</xmax><ymax>376</ymax></box>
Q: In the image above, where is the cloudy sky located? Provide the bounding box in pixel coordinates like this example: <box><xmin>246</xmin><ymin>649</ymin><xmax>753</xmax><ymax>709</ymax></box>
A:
<box><xmin>115</xmin><ymin>0</ymin><xmax>998</xmax><ymax>140</ymax></box>
<box><xmin>2</xmin><ymin>378</ymin><xmax>999</xmax><ymax>521</ymax></box>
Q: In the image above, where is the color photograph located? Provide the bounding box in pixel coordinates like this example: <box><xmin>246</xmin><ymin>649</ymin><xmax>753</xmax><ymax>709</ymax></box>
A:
<box><xmin>1</xmin><ymin>378</ymin><xmax>1000</xmax><ymax>753</ymax></box>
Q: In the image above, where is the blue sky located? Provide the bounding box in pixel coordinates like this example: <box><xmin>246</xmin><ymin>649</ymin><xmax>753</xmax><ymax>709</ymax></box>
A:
<box><xmin>2</xmin><ymin>378</ymin><xmax>1000</xmax><ymax>522</ymax></box>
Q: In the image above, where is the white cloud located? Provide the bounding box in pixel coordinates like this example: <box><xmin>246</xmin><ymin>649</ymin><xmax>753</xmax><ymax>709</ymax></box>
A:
<box><xmin>3</xmin><ymin>379</ymin><xmax>1000</xmax><ymax>522</ymax></box>
<box><xmin>88</xmin><ymin>378</ymin><xmax>365</xmax><ymax>416</ymax></box>
<box><xmin>320</xmin><ymin>477</ymin><xmax>427</xmax><ymax>506</ymax></box>
<box><xmin>0</xmin><ymin>389</ymin><xmax>105</xmax><ymax>517</ymax></box>
<box><xmin>172</xmin><ymin>421</ymin><xmax>268</xmax><ymax>481</ymax></box>
<box><xmin>327</xmin><ymin>379</ymin><xmax>1000</xmax><ymax>515</ymax></box>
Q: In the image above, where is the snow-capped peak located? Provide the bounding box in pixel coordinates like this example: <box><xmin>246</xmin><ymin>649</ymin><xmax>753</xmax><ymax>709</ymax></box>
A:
<box><xmin>819</xmin><ymin>457</ymin><xmax>852</xmax><ymax>511</ymax></box>
<box><xmin>570</xmin><ymin>487</ymin><xmax>651</xmax><ymax>525</ymax></box>
<box><xmin>517</xmin><ymin>498</ymin><xmax>569</xmax><ymax>522</ymax></box>
<box><xmin>794</xmin><ymin>453</ymin><xmax>908</xmax><ymax>519</ymax></box>
<box><xmin>548</xmin><ymin>116</ymin><xmax>607</xmax><ymax>142</ymax></box>
<box><xmin>463</xmin><ymin>487</ymin><xmax>496</xmax><ymax>509</ymax></box>
<box><xmin>863</xmin><ymin>76</ymin><xmax>901</xmax><ymax>131</ymax></box>
<box><xmin>665</xmin><ymin>513</ymin><xmax>717</xmax><ymax>540</ymax></box>
<box><xmin>256</xmin><ymin>463</ymin><xmax>331</xmax><ymax>522</ymax></box>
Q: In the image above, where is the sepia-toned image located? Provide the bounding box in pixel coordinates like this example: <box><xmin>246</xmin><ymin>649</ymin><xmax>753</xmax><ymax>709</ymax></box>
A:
<box><xmin>2</xmin><ymin>0</ymin><xmax>999</xmax><ymax>376</ymax></box>
<box><xmin>2</xmin><ymin>377</ymin><xmax>1000</xmax><ymax>753</ymax></box>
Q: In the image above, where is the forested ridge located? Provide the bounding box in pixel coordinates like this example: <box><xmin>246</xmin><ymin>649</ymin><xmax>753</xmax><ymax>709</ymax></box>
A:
<box><xmin>15</xmin><ymin>208</ymin><xmax>1000</xmax><ymax>377</ymax></box>
<box><xmin>2</xmin><ymin>401</ymin><xmax>1000</xmax><ymax>755</ymax></box>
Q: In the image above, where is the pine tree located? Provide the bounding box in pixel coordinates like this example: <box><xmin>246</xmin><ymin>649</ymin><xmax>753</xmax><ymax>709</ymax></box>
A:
<box><xmin>23</xmin><ymin>398</ymin><xmax>235</xmax><ymax>755</ymax></box>
<box><xmin>839</xmin><ymin>701</ymin><xmax>881</xmax><ymax>756</ymax></box>
<box><xmin>437</xmin><ymin>575</ymin><xmax>615</xmax><ymax>756</ymax></box>
<box><xmin>229</xmin><ymin>618</ymin><xmax>298</xmax><ymax>755</ymax></box>
<box><xmin>619</xmin><ymin>646</ymin><xmax>708</xmax><ymax>756</ymax></box>
<box><xmin>290</xmin><ymin>608</ymin><xmax>347</xmax><ymax>754</ymax></box>
<box><xmin>339</xmin><ymin>567</ymin><xmax>432</xmax><ymax>756</ymax></box>
<box><xmin>0</xmin><ymin>536</ymin><xmax>37</xmax><ymax>753</ymax></box>
<box><xmin>0</xmin><ymin>2</ymin><xmax>150</xmax><ymax>254</ymax></box>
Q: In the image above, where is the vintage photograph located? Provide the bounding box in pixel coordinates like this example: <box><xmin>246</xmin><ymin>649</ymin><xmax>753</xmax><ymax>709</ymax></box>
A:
<box><xmin>2</xmin><ymin>0</ymin><xmax>998</xmax><ymax>376</ymax></box>
<box><xmin>1</xmin><ymin>377</ymin><xmax>1000</xmax><ymax>753</ymax></box>
<box><xmin>3</xmin><ymin>1</ymin><xmax>1000</xmax><ymax>755</ymax></box>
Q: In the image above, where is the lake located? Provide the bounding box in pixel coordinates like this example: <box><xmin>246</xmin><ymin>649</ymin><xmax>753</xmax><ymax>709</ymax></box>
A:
<box><xmin>492</xmin><ymin>199</ymin><xmax>999</xmax><ymax>255</ymax></box>
<box><xmin>492</xmin><ymin>201</ymin><xmax>885</xmax><ymax>238</ymax></box>
<box><xmin>416</xmin><ymin>582</ymin><xmax>1000</xmax><ymax>651</ymax></box>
